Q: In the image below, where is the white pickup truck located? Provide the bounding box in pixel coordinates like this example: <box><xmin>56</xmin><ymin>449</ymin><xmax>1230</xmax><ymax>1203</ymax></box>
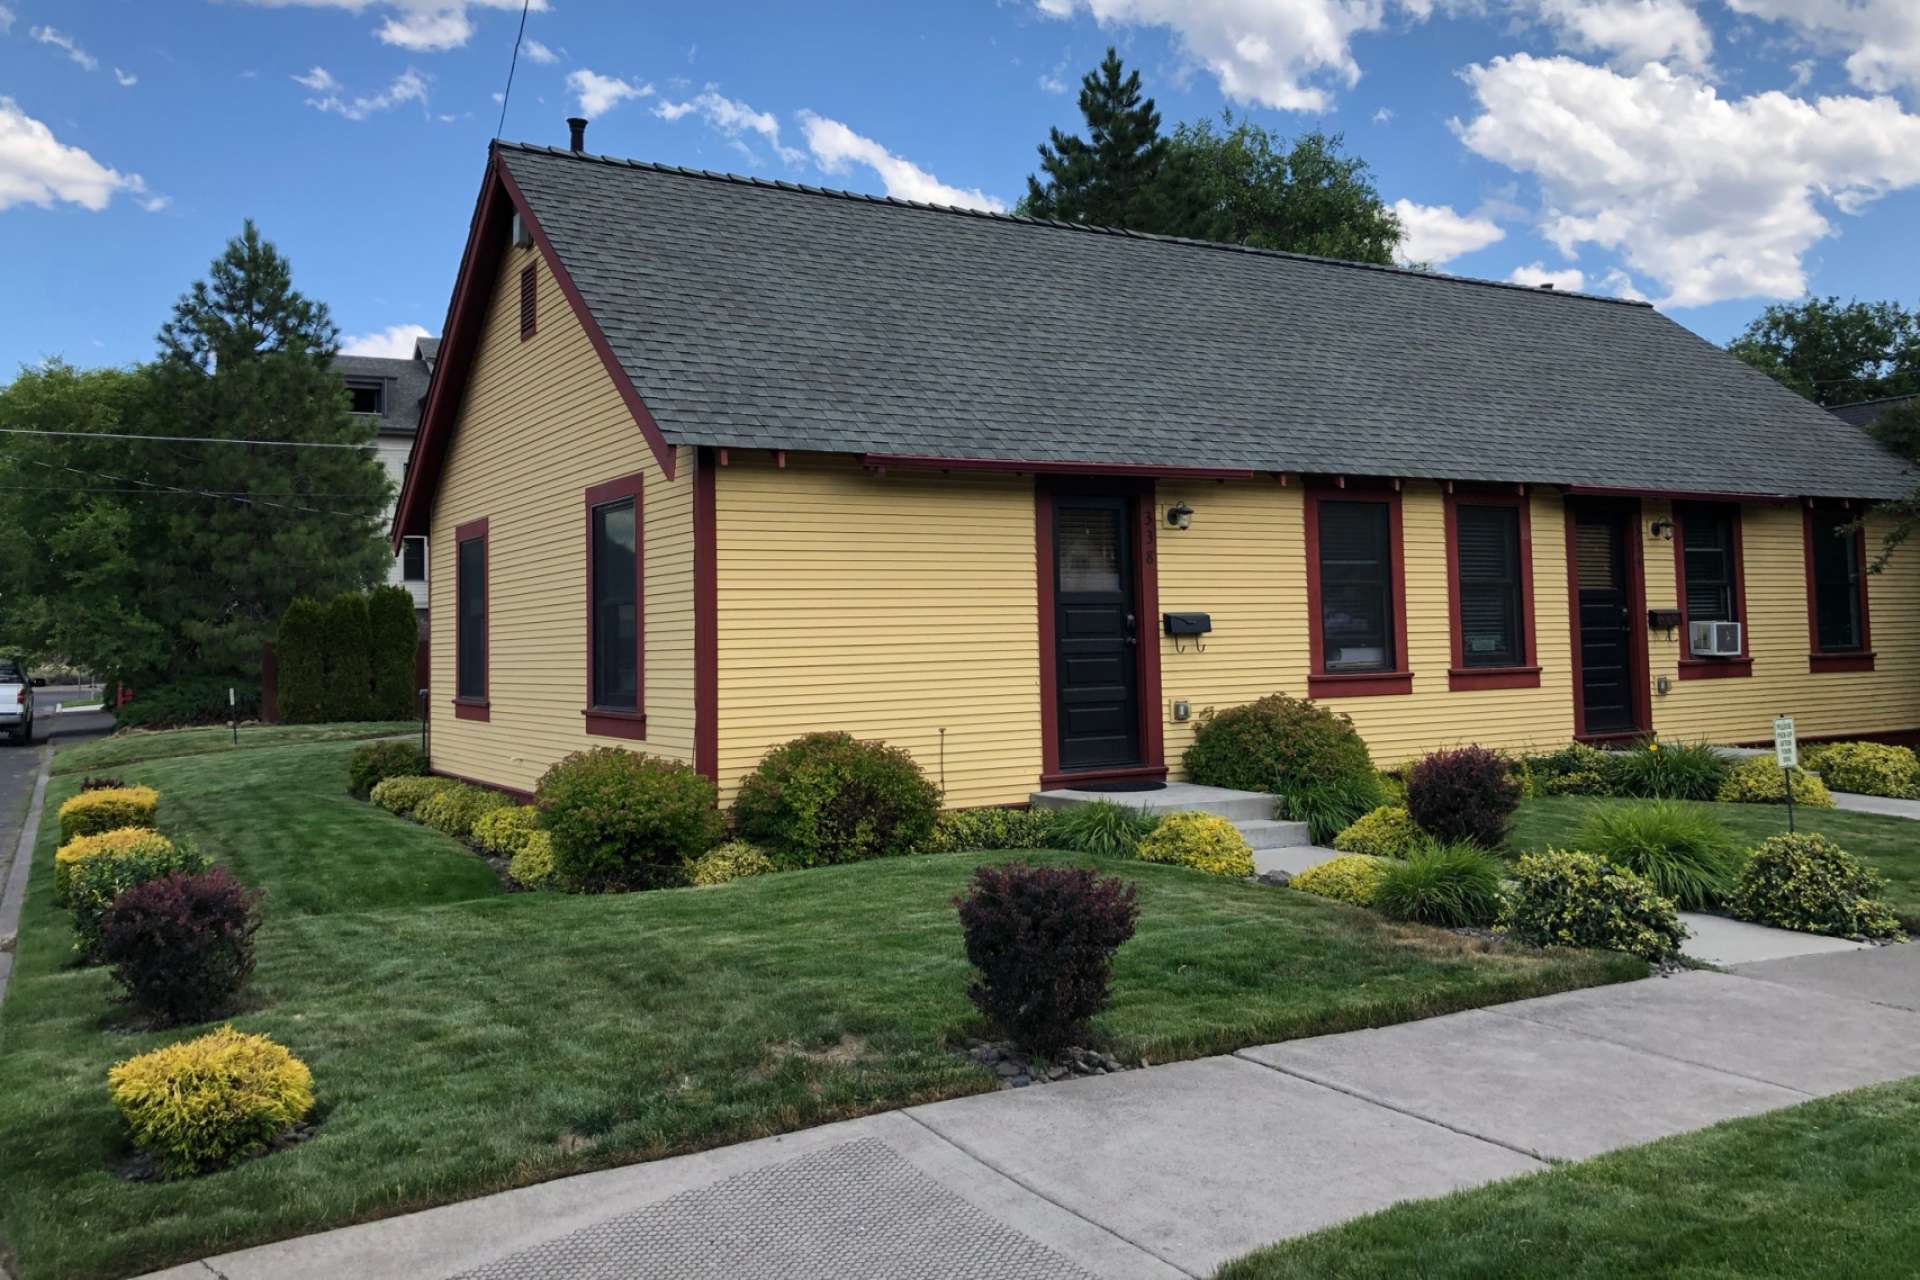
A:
<box><xmin>0</xmin><ymin>660</ymin><xmax>34</xmax><ymax>744</ymax></box>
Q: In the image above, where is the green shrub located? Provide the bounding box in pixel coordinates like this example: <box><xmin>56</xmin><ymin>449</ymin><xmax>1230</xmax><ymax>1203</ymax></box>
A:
<box><xmin>1376</xmin><ymin>771</ymin><xmax>1407</xmax><ymax>805</ymax></box>
<box><xmin>1332</xmin><ymin>805</ymin><xmax>1425</xmax><ymax>858</ymax></box>
<box><xmin>367</xmin><ymin>584</ymin><xmax>420</xmax><ymax>720</ymax></box>
<box><xmin>68</xmin><ymin>835</ymin><xmax>212</xmax><ymax>963</ymax></box>
<box><xmin>1716</xmin><ymin>757</ymin><xmax>1834</xmax><ymax>808</ymax></box>
<box><xmin>1606</xmin><ymin>738</ymin><xmax>1729</xmax><ymax>801</ymax></box>
<box><xmin>369</xmin><ymin>774</ymin><xmax>455</xmax><ymax>817</ymax></box>
<box><xmin>730</xmin><ymin>732</ymin><xmax>940</xmax><ymax>868</ymax></box>
<box><xmin>1135</xmin><ymin>811</ymin><xmax>1254</xmax><ymax>877</ymax></box>
<box><xmin>508</xmin><ymin>831</ymin><xmax>557</xmax><ymax>889</ymax></box>
<box><xmin>55</xmin><ymin>826</ymin><xmax>174</xmax><ymax>906</ymax></box>
<box><xmin>414</xmin><ymin>783</ymin><xmax>514</xmax><ymax>843</ymax></box>
<box><xmin>346</xmin><ymin>740</ymin><xmax>428</xmax><ymax>800</ymax></box>
<box><xmin>108</xmin><ymin>1026</ymin><xmax>314</xmax><ymax>1177</ymax></box>
<box><xmin>1728</xmin><ymin>833</ymin><xmax>1902</xmax><ymax>940</ymax></box>
<box><xmin>58</xmin><ymin>786</ymin><xmax>159</xmax><ymax>843</ymax></box>
<box><xmin>1183</xmin><ymin>694</ymin><xmax>1379</xmax><ymax>820</ymax></box>
<box><xmin>1521</xmin><ymin>743</ymin><xmax>1618</xmax><ymax>797</ymax></box>
<box><xmin>1405</xmin><ymin>746</ymin><xmax>1521</xmax><ymax>848</ymax></box>
<box><xmin>1575</xmin><ymin>800</ymin><xmax>1741</xmax><ymax>910</ymax></box>
<box><xmin>1291</xmin><ymin>854</ymin><xmax>1388</xmax><ymax>906</ymax></box>
<box><xmin>918</xmin><ymin>807</ymin><xmax>1060</xmax><ymax>854</ymax></box>
<box><xmin>1373</xmin><ymin>844</ymin><xmax>1506</xmax><ymax>927</ymax></box>
<box><xmin>275</xmin><ymin>596</ymin><xmax>328</xmax><ymax>725</ymax></box>
<box><xmin>473</xmin><ymin>805</ymin><xmax>542</xmax><ymax>857</ymax></box>
<box><xmin>1285</xmin><ymin>772</ymin><xmax>1388</xmax><ymax>845</ymax></box>
<box><xmin>1500</xmin><ymin>849</ymin><xmax>1685</xmax><ymax>962</ymax></box>
<box><xmin>1810</xmin><ymin>741</ymin><xmax>1920</xmax><ymax>799</ymax></box>
<box><xmin>688</xmin><ymin>840</ymin><xmax>777</xmax><ymax>886</ymax></box>
<box><xmin>539</xmin><ymin>747</ymin><xmax>724</xmax><ymax>891</ymax></box>
<box><xmin>1050</xmin><ymin>799</ymin><xmax>1161</xmax><ymax>859</ymax></box>
<box><xmin>1542</xmin><ymin>769</ymin><xmax>1614</xmax><ymax>797</ymax></box>
<box><xmin>114</xmin><ymin>676</ymin><xmax>258</xmax><ymax>730</ymax></box>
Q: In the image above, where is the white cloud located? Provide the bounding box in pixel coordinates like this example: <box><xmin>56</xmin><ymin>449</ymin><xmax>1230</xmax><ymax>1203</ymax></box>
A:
<box><xmin>1726</xmin><ymin>0</ymin><xmax>1920</xmax><ymax>96</ymax></box>
<box><xmin>230</xmin><ymin>1</ymin><xmax>545</xmax><ymax>53</ymax></box>
<box><xmin>522</xmin><ymin>37</ymin><xmax>556</xmax><ymax>64</ymax></box>
<box><xmin>1372</xmin><ymin>106</ymin><xmax>1394</xmax><ymax>123</ymax></box>
<box><xmin>292</xmin><ymin>66</ymin><xmax>341</xmax><ymax>92</ymax></box>
<box><xmin>138</xmin><ymin>192</ymin><xmax>172</xmax><ymax>213</ymax></box>
<box><xmin>305</xmin><ymin>67</ymin><xmax>429</xmax><ymax>121</ymax></box>
<box><xmin>654</xmin><ymin>90</ymin><xmax>802</xmax><ymax>164</ymax></box>
<box><xmin>114</xmin><ymin>68</ymin><xmax>138</xmax><ymax>87</ymax></box>
<box><xmin>798</xmin><ymin>111</ymin><xmax>1005</xmax><ymax>211</ymax></box>
<box><xmin>31</xmin><ymin>25</ymin><xmax>99</xmax><ymax>72</ymax></box>
<box><xmin>567</xmin><ymin>69</ymin><xmax>651</xmax><ymax>118</ymax></box>
<box><xmin>341</xmin><ymin>322</ymin><xmax>431</xmax><ymax>358</ymax></box>
<box><xmin>1391</xmin><ymin>199</ymin><xmax>1505</xmax><ymax>265</ymax></box>
<box><xmin>0</xmin><ymin>5</ymin><xmax>14</xmax><ymax>36</ymax></box>
<box><xmin>1455</xmin><ymin>55</ymin><xmax>1920</xmax><ymax>307</ymax></box>
<box><xmin>1508</xmin><ymin>261</ymin><xmax>1586</xmax><ymax>290</ymax></box>
<box><xmin>1039</xmin><ymin>58</ymin><xmax>1071</xmax><ymax>94</ymax></box>
<box><xmin>1596</xmin><ymin>267</ymin><xmax>1646</xmax><ymax>300</ymax></box>
<box><xmin>0</xmin><ymin>97</ymin><xmax>146</xmax><ymax>212</ymax></box>
<box><xmin>1524</xmin><ymin>0</ymin><xmax>1712</xmax><ymax>72</ymax></box>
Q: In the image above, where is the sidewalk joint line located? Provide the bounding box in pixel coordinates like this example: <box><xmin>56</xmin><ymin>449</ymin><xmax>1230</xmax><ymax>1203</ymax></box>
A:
<box><xmin>1229</xmin><ymin>1052</ymin><xmax>1552</xmax><ymax>1165</ymax></box>
<box><xmin>1479</xmin><ymin>1006</ymin><xmax>1817</xmax><ymax>1097</ymax></box>
<box><xmin>898</xmin><ymin>1109</ymin><xmax>1202</xmax><ymax>1279</ymax></box>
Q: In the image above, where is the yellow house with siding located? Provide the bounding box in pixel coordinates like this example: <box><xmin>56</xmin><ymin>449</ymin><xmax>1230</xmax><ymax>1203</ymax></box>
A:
<box><xmin>392</xmin><ymin>127</ymin><xmax>1920</xmax><ymax>808</ymax></box>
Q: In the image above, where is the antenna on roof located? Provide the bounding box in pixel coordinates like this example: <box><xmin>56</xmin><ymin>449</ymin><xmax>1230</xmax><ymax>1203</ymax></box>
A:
<box><xmin>493</xmin><ymin>0</ymin><xmax>533</xmax><ymax>139</ymax></box>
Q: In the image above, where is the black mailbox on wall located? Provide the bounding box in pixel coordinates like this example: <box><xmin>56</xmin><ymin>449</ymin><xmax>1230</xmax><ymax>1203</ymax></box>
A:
<box><xmin>1648</xmin><ymin>608</ymin><xmax>1683</xmax><ymax>631</ymax></box>
<box><xmin>1163</xmin><ymin>613</ymin><xmax>1212</xmax><ymax>636</ymax></box>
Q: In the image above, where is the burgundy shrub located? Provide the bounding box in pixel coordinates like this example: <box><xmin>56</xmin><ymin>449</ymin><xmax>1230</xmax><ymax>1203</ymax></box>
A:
<box><xmin>954</xmin><ymin>861</ymin><xmax>1140</xmax><ymax>1054</ymax></box>
<box><xmin>79</xmin><ymin>775</ymin><xmax>126</xmax><ymax>792</ymax></box>
<box><xmin>1405</xmin><ymin>745</ymin><xmax>1523</xmax><ymax>848</ymax></box>
<box><xmin>99</xmin><ymin>868</ymin><xmax>263</xmax><ymax>1025</ymax></box>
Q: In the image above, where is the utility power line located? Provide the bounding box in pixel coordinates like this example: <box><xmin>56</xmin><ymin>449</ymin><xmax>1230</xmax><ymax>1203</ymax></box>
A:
<box><xmin>22</xmin><ymin>458</ymin><xmax>379</xmax><ymax>520</ymax></box>
<box><xmin>0</xmin><ymin>427</ymin><xmax>375</xmax><ymax>449</ymax></box>
<box><xmin>495</xmin><ymin>0</ymin><xmax>533</xmax><ymax>138</ymax></box>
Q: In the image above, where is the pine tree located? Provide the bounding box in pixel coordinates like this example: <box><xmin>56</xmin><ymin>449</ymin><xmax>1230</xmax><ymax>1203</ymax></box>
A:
<box><xmin>276</xmin><ymin>597</ymin><xmax>327</xmax><ymax>725</ymax></box>
<box><xmin>322</xmin><ymin>593</ymin><xmax>374</xmax><ymax>722</ymax></box>
<box><xmin>1023</xmin><ymin>49</ymin><xmax>1171</xmax><ymax>229</ymax></box>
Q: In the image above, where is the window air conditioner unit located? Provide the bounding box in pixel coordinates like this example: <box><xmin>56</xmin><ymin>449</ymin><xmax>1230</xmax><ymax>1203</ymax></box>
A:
<box><xmin>1689</xmin><ymin>620</ymin><xmax>1742</xmax><ymax>657</ymax></box>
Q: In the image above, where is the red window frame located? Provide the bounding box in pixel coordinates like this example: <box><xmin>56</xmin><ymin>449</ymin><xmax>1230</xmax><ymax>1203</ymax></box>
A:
<box><xmin>583</xmin><ymin>473</ymin><xmax>647</xmax><ymax>738</ymax></box>
<box><xmin>1304</xmin><ymin>482</ymin><xmax>1412</xmax><ymax>697</ymax></box>
<box><xmin>1443</xmin><ymin>488</ymin><xmax>1540</xmax><ymax>691</ymax></box>
<box><xmin>1803</xmin><ymin>504</ymin><xmax>1874</xmax><ymax>673</ymax></box>
<box><xmin>519</xmin><ymin>263</ymin><xmax>537</xmax><ymax>341</ymax></box>
<box><xmin>452</xmin><ymin>517</ymin><xmax>490</xmax><ymax>720</ymax></box>
<box><xmin>1672</xmin><ymin>501</ymin><xmax>1752</xmax><ymax>680</ymax></box>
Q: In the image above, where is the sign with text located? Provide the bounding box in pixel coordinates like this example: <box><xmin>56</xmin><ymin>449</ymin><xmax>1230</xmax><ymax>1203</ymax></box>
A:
<box><xmin>1773</xmin><ymin>716</ymin><xmax>1797</xmax><ymax>770</ymax></box>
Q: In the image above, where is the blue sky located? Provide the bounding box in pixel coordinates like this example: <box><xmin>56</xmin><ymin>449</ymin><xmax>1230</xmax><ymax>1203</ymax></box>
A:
<box><xmin>4</xmin><ymin>0</ymin><xmax>1919</xmax><ymax>374</ymax></box>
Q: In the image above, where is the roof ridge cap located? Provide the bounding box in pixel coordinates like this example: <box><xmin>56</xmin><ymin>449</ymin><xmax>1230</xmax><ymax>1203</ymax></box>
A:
<box><xmin>492</xmin><ymin>140</ymin><xmax>1654</xmax><ymax>309</ymax></box>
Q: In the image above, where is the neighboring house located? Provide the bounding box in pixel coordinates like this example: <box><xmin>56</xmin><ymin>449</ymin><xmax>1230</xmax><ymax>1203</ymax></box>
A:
<box><xmin>1830</xmin><ymin>393</ymin><xmax>1918</xmax><ymax>431</ymax></box>
<box><xmin>338</xmin><ymin>336</ymin><xmax>437</xmax><ymax>619</ymax></box>
<box><xmin>390</xmin><ymin>129</ymin><xmax>1920</xmax><ymax>807</ymax></box>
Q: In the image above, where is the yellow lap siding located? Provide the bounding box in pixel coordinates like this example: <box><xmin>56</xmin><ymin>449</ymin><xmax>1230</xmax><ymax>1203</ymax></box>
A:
<box><xmin>714</xmin><ymin>455</ymin><xmax>1042</xmax><ymax>808</ymax></box>
<box><xmin>426</xmin><ymin>243</ymin><xmax>694</xmax><ymax>794</ymax></box>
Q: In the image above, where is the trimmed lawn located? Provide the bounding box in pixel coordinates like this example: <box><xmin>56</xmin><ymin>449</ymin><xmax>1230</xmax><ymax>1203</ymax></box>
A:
<box><xmin>1216</xmin><ymin>1074</ymin><xmax>1920</xmax><ymax>1279</ymax></box>
<box><xmin>1514</xmin><ymin>796</ymin><xmax>1920</xmax><ymax>932</ymax></box>
<box><xmin>49</xmin><ymin>721</ymin><xmax>420</xmax><ymax>776</ymax></box>
<box><xmin>1</xmin><ymin>734</ymin><xmax>1641</xmax><ymax>1280</ymax></box>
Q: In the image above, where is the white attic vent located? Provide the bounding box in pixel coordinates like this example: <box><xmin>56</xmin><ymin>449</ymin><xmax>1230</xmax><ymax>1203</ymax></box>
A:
<box><xmin>511</xmin><ymin>212</ymin><xmax>533</xmax><ymax>249</ymax></box>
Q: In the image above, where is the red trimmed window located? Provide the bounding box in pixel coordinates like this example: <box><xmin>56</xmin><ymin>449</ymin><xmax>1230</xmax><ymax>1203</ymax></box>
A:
<box><xmin>1673</xmin><ymin>502</ymin><xmax>1751</xmax><ymax>679</ymax></box>
<box><xmin>1804</xmin><ymin>505</ymin><xmax>1873</xmax><ymax>673</ymax></box>
<box><xmin>453</xmin><ymin>518</ymin><xmax>489</xmax><ymax>720</ymax></box>
<box><xmin>584</xmin><ymin>474</ymin><xmax>645</xmax><ymax>738</ymax></box>
<box><xmin>519</xmin><ymin>263</ymin><xmax>537</xmax><ymax>340</ymax></box>
<box><xmin>1444</xmin><ymin>490</ymin><xmax>1539</xmax><ymax>690</ymax></box>
<box><xmin>1305</xmin><ymin>485</ymin><xmax>1412</xmax><ymax>697</ymax></box>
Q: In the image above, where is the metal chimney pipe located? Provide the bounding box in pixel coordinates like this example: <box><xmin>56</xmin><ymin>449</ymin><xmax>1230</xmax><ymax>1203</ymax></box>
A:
<box><xmin>567</xmin><ymin>117</ymin><xmax>587</xmax><ymax>152</ymax></box>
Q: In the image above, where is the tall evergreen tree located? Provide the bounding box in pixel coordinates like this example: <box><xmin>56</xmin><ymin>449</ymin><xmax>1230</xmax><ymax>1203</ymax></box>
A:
<box><xmin>1022</xmin><ymin>49</ymin><xmax>1172</xmax><ymax>229</ymax></box>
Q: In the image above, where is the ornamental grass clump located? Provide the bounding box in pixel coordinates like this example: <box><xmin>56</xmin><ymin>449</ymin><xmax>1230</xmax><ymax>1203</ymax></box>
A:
<box><xmin>1405</xmin><ymin>745</ymin><xmax>1522</xmax><ymax>848</ymax></box>
<box><xmin>1134</xmin><ymin>811</ymin><xmax>1254</xmax><ymax>877</ymax></box>
<box><xmin>1716</xmin><ymin>757</ymin><xmax>1834</xmax><ymax>808</ymax></box>
<box><xmin>1183</xmin><ymin>694</ymin><xmax>1381</xmax><ymax>826</ymax></box>
<box><xmin>1500</xmin><ymin>848</ymin><xmax>1685</xmax><ymax>962</ymax></box>
<box><xmin>1576</xmin><ymin>800</ymin><xmax>1742</xmax><ymax>910</ymax></box>
<box><xmin>1284</xmin><ymin>773</ymin><xmax>1390</xmax><ymax>846</ymax></box>
<box><xmin>1808</xmin><ymin>742</ymin><xmax>1920</xmax><ymax>799</ymax></box>
<box><xmin>1291</xmin><ymin>854</ymin><xmax>1389</xmax><ymax>907</ymax></box>
<box><xmin>1051</xmin><ymin>799</ymin><xmax>1160</xmax><ymax>859</ymax></box>
<box><xmin>1606</xmin><ymin>738</ymin><xmax>1729</xmax><ymax>801</ymax></box>
<box><xmin>100</xmin><ymin>868</ymin><xmax>262</xmax><ymax>1025</ymax></box>
<box><xmin>1333</xmin><ymin>805</ymin><xmax>1426</xmax><ymax>859</ymax></box>
<box><xmin>954</xmin><ymin>861</ymin><xmax>1139</xmax><ymax>1054</ymax></box>
<box><xmin>108</xmin><ymin>1026</ymin><xmax>313</xmax><ymax>1177</ymax></box>
<box><xmin>539</xmin><ymin>747</ymin><xmax>724</xmax><ymax>891</ymax></box>
<box><xmin>473</xmin><ymin>805</ymin><xmax>542</xmax><ymax>857</ymax></box>
<box><xmin>1373</xmin><ymin>844</ymin><xmax>1507</xmax><ymax>927</ymax></box>
<box><xmin>688</xmin><ymin>840</ymin><xmax>777</xmax><ymax>886</ymax></box>
<box><xmin>345</xmin><ymin>740</ymin><xmax>429</xmax><ymax>800</ymax></box>
<box><xmin>730</xmin><ymin>731</ymin><xmax>940</xmax><ymax>868</ymax></box>
<box><xmin>58</xmin><ymin>786</ymin><xmax>159</xmax><ymax>843</ymax></box>
<box><xmin>1728</xmin><ymin>833</ymin><xmax>1902</xmax><ymax>941</ymax></box>
<box><xmin>917</xmin><ymin>807</ymin><xmax>1061</xmax><ymax>854</ymax></box>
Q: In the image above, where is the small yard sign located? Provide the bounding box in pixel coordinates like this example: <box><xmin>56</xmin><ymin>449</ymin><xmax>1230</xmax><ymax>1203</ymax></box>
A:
<box><xmin>1773</xmin><ymin>716</ymin><xmax>1797</xmax><ymax>769</ymax></box>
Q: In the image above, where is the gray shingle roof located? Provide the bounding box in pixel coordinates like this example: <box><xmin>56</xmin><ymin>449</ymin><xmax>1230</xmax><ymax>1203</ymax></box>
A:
<box><xmin>500</xmin><ymin>142</ymin><xmax>1909</xmax><ymax>500</ymax></box>
<box><xmin>335</xmin><ymin>349</ymin><xmax>434</xmax><ymax>438</ymax></box>
<box><xmin>1830</xmin><ymin>393</ymin><xmax>1917</xmax><ymax>431</ymax></box>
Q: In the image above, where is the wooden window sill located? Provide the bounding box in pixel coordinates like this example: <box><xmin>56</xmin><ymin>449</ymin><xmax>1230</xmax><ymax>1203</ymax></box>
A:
<box><xmin>1448</xmin><ymin>665</ymin><xmax>1542</xmax><ymax>692</ymax></box>
<box><xmin>1039</xmin><ymin>764</ymin><xmax>1170</xmax><ymax>789</ymax></box>
<box><xmin>583</xmin><ymin>708</ymin><xmax>648</xmax><ymax>739</ymax></box>
<box><xmin>452</xmin><ymin>699</ymin><xmax>490</xmax><ymax>722</ymax></box>
<box><xmin>1809</xmin><ymin>651</ymin><xmax>1875</xmax><ymax>674</ymax></box>
<box><xmin>1677</xmin><ymin>657</ymin><xmax>1753</xmax><ymax>680</ymax></box>
<box><xmin>1309</xmin><ymin>670</ymin><xmax>1414</xmax><ymax>698</ymax></box>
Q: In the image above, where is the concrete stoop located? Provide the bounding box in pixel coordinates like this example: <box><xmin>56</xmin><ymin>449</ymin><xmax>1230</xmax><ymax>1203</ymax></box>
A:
<box><xmin>1029</xmin><ymin>782</ymin><xmax>1324</xmax><ymax>870</ymax></box>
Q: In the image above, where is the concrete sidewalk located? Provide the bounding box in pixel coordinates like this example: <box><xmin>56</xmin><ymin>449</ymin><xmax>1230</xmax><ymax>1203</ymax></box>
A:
<box><xmin>142</xmin><ymin>958</ymin><xmax>1920</xmax><ymax>1280</ymax></box>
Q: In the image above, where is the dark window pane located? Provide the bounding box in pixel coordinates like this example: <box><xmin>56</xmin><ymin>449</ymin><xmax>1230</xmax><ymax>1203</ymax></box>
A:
<box><xmin>1811</xmin><ymin>511</ymin><xmax>1862</xmax><ymax>651</ymax></box>
<box><xmin>591</xmin><ymin>499</ymin><xmax>638</xmax><ymax>709</ymax></box>
<box><xmin>346</xmin><ymin>380</ymin><xmax>383</xmax><ymax>415</ymax></box>
<box><xmin>1056</xmin><ymin>508</ymin><xmax>1122</xmax><ymax>594</ymax></box>
<box><xmin>1681</xmin><ymin>505</ymin><xmax>1737</xmax><ymax>634</ymax></box>
<box><xmin>456</xmin><ymin>536</ymin><xmax>486</xmax><ymax>700</ymax></box>
<box><xmin>401</xmin><ymin>536</ymin><xmax>426</xmax><ymax>582</ymax></box>
<box><xmin>1457</xmin><ymin>504</ymin><xmax>1522</xmax><ymax>667</ymax></box>
<box><xmin>1319</xmin><ymin>500</ymin><xmax>1393</xmax><ymax>672</ymax></box>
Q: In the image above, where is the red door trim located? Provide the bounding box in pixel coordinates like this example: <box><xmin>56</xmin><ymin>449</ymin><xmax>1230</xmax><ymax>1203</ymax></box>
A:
<box><xmin>1564</xmin><ymin>497</ymin><xmax>1651</xmax><ymax>742</ymax></box>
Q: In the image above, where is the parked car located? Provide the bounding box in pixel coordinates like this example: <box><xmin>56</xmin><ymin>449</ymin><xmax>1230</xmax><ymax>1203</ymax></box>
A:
<box><xmin>0</xmin><ymin>660</ymin><xmax>32</xmax><ymax>744</ymax></box>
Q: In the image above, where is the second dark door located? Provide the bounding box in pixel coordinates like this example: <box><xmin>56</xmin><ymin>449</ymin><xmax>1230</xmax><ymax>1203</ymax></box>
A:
<box><xmin>1053</xmin><ymin>495</ymin><xmax>1142</xmax><ymax>771</ymax></box>
<box><xmin>1572</xmin><ymin>509</ymin><xmax>1638</xmax><ymax>735</ymax></box>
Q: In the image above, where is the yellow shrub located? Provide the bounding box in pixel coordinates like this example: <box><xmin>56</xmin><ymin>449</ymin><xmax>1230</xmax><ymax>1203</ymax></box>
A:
<box><xmin>107</xmin><ymin>1026</ymin><xmax>314</xmax><ymax>1177</ymax></box>
<box><xmin>473</xmin><ymin>805</ymin><xmax>541</xmax><ymax>857</ymax></box>
<box><xmin>508</xmin><ymin>831</ymin><xmax>557</xmax><ymax>889</ymax></box>
<box><xmin>688</xmin><ymin>840</ymin><xmax>777</xmax><ymax>886</ymax></box>
<box><xmin>1292</xmin><ymin>854</ymin><xmax>1388</xmax><ymax>906</ymax></box>
<box><xmin>1135</xmin><ymin>811</ymin><xmax>1255</xmax><ymax>877</ymax></box>
<box><xmin>54</xmin><ymin>827</ymin><xmax>177</xmax><ymax>907</ymax></box>
<box><xmin>1332</xmin><ymin>805</ymin><xmax>1425</xmax><ymax>858</ymax></box>
<box><xmin>1807</xmin><ymin>742</ymin><xmax>1920</xmax><ymax>800</ymax></box>
<box><xmin>1716</xmin><ymin>757</ymin><xmax>1834</xmax><ymax>809</ymax></box>
<box><xmin>58</xmin><ymin>786</ymin><xmax>159</xmax><ymax>843</ymax></box>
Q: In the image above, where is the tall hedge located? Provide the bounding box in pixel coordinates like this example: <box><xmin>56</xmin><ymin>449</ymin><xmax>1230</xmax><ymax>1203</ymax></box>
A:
<box><xmin>275</xmin><ymin>597</ymin><xmax>328</xmax><ymax>724</ymax></box>
<box><xmin>368</xmin><ymin>585</ymin><xmax>419</xmax><ymax>719</ymax></box>
<box><xmin>321</xmin><ymin>594</ymin><xmax>374</xmax><ymax>722</ymax></box>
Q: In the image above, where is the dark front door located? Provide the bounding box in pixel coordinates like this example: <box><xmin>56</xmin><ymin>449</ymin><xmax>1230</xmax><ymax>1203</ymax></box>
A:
<box><xmin>1053</xmin><ymin>495</ymin><xmax>1142</xmax><ymax>771</ymax></box>
<box><xmin>1572</xmin><ymin>509</ymin><xmax>1637</xmax><ymax>735</ymax></box>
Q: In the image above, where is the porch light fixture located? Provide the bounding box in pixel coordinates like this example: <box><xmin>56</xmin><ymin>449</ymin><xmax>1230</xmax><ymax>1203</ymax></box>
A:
<box><xmin>1166</xmin><ymin>502</ymin><xmax>1194</xmax><ymax>531</ymax></box>
<box><xmin>1649</xmin><ymin>517</ymin><xmax>1675</xmax><ymax>541</ymax></box>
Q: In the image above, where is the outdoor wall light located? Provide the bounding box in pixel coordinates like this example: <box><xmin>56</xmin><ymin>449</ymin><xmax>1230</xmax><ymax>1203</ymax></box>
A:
<box><xmin>1648</xmin><ymin>517</ymin><xmax>1675</xmax><ymax>541</ymax></box>
<box><xmin>1166</xmin><ymin>502</ymin><xmax>1194</xmax><ymax>530</ymax></box>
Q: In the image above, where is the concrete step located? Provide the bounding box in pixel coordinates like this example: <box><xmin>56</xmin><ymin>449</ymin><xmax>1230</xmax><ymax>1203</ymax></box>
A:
<box><xmin>1030</xmin><ymin>782</ymin><xmax>1275</xmax><ymax>824</ymax></box>
<box><xmin>1234</xmin><ymin>818</ymin><xmax>1312</xmax><ymax>851</ymax></box>
<box><xmin>1251</xmin><ymin>845</ymin><xmax>1335</xmax><ymax>878</ymax></box>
